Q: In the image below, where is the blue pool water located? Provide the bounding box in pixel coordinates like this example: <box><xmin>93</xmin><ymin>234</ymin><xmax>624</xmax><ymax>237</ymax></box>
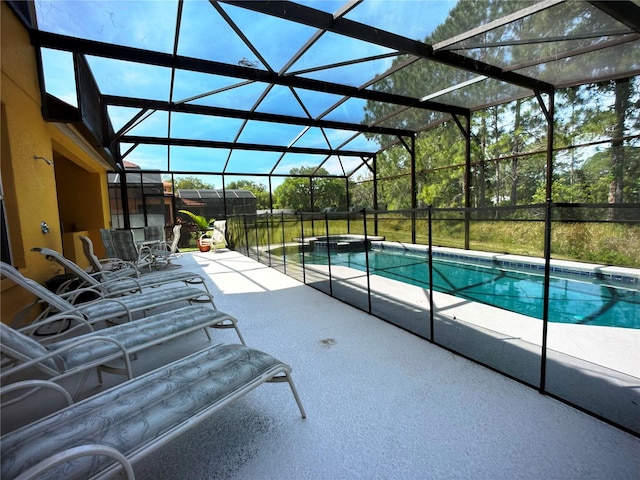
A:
<box><xmin>300</xmin><ymin>249</ymin><xmax>639</xmax><ymax>329</ymax></box>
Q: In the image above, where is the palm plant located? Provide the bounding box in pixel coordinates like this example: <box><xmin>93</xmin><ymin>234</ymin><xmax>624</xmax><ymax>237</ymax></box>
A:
<box><xmin>178</xmin><ymin>210</ymin><xmax>216</xmax><ymax>252</ymax></box>
<box><xmin>178</xmin><ymin>210</ymin><xmax>215</xmax><ymax>233</ymax></box>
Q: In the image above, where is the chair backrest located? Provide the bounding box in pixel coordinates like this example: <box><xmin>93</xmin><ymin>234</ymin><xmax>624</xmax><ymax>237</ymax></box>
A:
<box><xmin>100</xmin><ymin>229</ymin><xmax>118</xmax><ymax>258</ymax></box>
<box><xmin>212</xmin><ymin>220</ymin><xmax>227</xmax><ymax>245</ymax></box>
<box><xmin>109</xmin><ymin>230</ymin><xmax>140</xmax><ymax>262</ymax></box>
<box><xmin>0</xmin><ymin>323</ymin><xmax>61</xmax><ymax>375</ymax></box>
<box><xmin>32</xmin><ymin>248</ymin><xmax>104</xmax><ymax>292</ymax></box>
<box><xmin>80</xmin><ymin>236</ymin><xmax>103</xmax><ymax>272</ymax></box>
<box><xmin>144</xmin><ymin>225</ymin><xmax>164</xmax><ymax>242</ymax></box>
<box><xmin>0</xmin><ymin>262</ymin><xmax>73</xmax><ymax>314</ymax></box>
<box><xmin>169</xmin><ymin>225</ymin><xmax>181</xmax><ymax>253</ymax></box>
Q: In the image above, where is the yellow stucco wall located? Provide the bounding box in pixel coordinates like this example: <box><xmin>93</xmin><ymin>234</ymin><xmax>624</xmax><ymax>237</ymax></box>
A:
<box><xmin>1</xmin><ymin>3</ymin><xmax>112</xmax><ymax>323</ymax></box>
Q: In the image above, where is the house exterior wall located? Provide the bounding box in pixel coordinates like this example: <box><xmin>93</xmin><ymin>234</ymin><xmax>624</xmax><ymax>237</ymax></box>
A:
<box><xmin>1</xmin><ymin>3</ymin><xmax>112</xmax><ymax>324</ymax></box>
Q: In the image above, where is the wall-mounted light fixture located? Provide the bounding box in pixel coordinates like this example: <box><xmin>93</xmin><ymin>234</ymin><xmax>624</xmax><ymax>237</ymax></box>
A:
<box><xmin>33</xmin><ymin>155</ymin><xmax>53</xmax><ymax>165</ymax></box>
<box><xmin>41</xmin><ymin>221</ymin><xmax>50</xmax><ymax>234</ymax></box>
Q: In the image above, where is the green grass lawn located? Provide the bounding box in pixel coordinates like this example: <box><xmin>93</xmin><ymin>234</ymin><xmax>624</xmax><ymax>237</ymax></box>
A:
<box><xmin>228</xmin><ymin>216</ymin><xmax>639</xmax><ymax>268</ymax></box>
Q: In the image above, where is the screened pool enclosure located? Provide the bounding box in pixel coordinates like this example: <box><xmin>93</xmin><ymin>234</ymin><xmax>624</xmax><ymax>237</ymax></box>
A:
<box><xmin>13</xmin><ymin>0</ymin><xmax>640</xmax><ymax>435</ymax></box>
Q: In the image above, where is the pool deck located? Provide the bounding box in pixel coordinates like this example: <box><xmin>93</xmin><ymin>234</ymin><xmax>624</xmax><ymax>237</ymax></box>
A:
<box><xmin>368</xmin><ymin>268</ymin><xmax>639</xmax><ymax>376</ymax></box>
<box><xmin>149</xmin><ymin>250</ymin><xmax>639</xmax><ymax>479</ymax></box>
<box><xmin>298</xmin><ymin>261</ymin><xmax>639</xmax><ymax>432</ymax></box>
<box><xmin>4</xmin><ymin>250</ymin><xmax>639</xmax><ymax>479</ymax></box>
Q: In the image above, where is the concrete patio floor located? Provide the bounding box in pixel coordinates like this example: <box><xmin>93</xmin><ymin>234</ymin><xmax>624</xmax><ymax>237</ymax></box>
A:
<box><xmin>130</xmin><ymin>250</ymin><xmax>639</xmax><ymax>479</ymax></box>
<box><xmin>7</xmin><ymin>250</ymin><xmax>639</xmax><ymax>479</ymax></box>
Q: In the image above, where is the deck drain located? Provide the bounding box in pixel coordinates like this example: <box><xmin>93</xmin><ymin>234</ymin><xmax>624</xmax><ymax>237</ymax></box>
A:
<box><xmin>319</xmin><ymin>338</ymin><xmax>336</xmax><ymax>348</ymax></box>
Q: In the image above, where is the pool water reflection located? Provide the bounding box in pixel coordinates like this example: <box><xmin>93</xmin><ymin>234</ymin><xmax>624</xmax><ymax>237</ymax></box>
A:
<box><xmin>298</xmin><ymin>249</ymin><xmax>639</xmax><ymax>329</ymax></box>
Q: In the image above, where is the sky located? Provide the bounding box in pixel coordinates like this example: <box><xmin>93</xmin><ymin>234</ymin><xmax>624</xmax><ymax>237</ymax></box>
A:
<box><xmin>34</xmin><ymin>0</ymin><xmax>638</xmax><ymax>190</ymax></box>
<box><xmin>35</xmin><ymin>0</ymin><xmax>457</xmax><ymax>188</ymax></box>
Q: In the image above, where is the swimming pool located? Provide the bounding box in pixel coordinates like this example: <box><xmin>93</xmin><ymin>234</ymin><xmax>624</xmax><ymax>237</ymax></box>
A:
<box><xmin>297</xmin><ymin>248</ymin><xmax>639</xmax><ymax>329</ymax></box>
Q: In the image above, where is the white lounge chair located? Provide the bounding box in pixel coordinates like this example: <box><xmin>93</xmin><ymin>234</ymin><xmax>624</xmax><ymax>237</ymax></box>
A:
<box><xmin>33</xmin><ymin>247</ymin><xmax>211</xmax><ymax>295</ymax></box>
<box><xmin>1</xmin><ymin>343</ymin><xmax>305</xmax><ymax>479</ymax></box>
<box><xmin>1</xmin><ymin>305</ymin><xmax>245</xmax><ymax>397</ymax></box>
<box><xmin>1</xmin><ymin>262</ymin><xmax>217</xmax><ymax>328</ymax></box>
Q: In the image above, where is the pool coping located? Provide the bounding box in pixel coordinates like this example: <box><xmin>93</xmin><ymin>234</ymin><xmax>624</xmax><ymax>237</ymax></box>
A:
<box><xmin>372</xmin><ymin>241</ymin><xmax>640</xmax><ymax>286</ymax></box>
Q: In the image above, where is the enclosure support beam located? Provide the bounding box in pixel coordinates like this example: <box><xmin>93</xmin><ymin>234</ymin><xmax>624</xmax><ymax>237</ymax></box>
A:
<box><xmin>464</xmin><ymin>114</ymin><xmax>472</xmax><ymax>250</ymax></box>
<box><xmin>411</xmin><ymin>135</ymin><xmax>417</xmax><ymax>244</ymax></box>
<box><xmin>221</xmin><ymin>176</ymin><xmax>228</xmax><ymax>219</ymax></box>
<box><xmin>536</xmin><ymin>90</ymin><xmax>555</xmax><ymax>394</ymax></box>
<box><xmin>345</xmin><ymin>178</ymin><xmax>351</xmax><ymax>233</ymax></box>
<box><xmin>118</xmin><ymin>166</ymin><xmax>131</xmax><ymax>230</ymax></box>
<box><xmin>373</xmin><ymin>155</ymin><xmax>379</xmax><ymax>236</ymax></box>
<box><xmin>397</xmin><ymin>135</ymin><xmax>417</xmax><ymax>243</ymax></box>
<box><xmin>452</xmin><ymin>113</ymin><xmax>472</xmax><ymax>249</ymax></box>
<box><xmin>309</xmin><ymin>176</ymin><xmax>315</xmax><ymax>235</ymax></box>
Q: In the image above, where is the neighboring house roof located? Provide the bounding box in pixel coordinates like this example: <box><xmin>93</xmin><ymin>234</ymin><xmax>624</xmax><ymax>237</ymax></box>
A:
<box><xmin>179</xmin><ymin>198</ymin><xmax>206</xmax><ymax>207</ymax></box>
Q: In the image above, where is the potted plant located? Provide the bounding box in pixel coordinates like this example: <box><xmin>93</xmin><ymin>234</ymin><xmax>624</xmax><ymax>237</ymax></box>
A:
<box><xmin>178</xmin><ymin>210</ymin><xmax>215</xmax><ymax>252</ymax></box>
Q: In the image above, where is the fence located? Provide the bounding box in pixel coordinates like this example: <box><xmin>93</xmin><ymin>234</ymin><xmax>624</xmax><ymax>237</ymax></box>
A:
<box><xmin>227</xmin><ymin>204</ymin><xmax>640</xmax><ymax>436</ymax></box>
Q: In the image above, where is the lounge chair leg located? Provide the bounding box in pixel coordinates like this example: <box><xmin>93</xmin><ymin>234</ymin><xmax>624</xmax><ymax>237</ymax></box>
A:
<box><xmin>70</xmin><ymin>369</ymin><xmax>93</xmax><ymax>401</ymax></box>
<box><xmin>233</xmin><ymin>323</ymin><xmax>246</xmax><ymax>346</ymax></box>
<box><xmin>269</xmin><ymin>373</ymin><xmax>307</xmax><ymax>419</ymax></box>
<box><xmin>211</xmin><ymin>319</ymin><xmax>246</xmax><ymax>345</ymax></box>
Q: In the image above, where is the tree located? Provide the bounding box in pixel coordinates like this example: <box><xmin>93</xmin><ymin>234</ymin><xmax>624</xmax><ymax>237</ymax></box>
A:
<box><xmin>226</xmin><ymin>180</ymin><xmax>270</xmax><ymax>209</ymax></box>
<box><xmin>170</xmin><ymin>176</ymin><xmax>214</xmax><ymax>190</ymax></box>
<box><xmin>273</xmin><ymin>167</ymin><xmax>346</xmax><ymax>211</ymax></box>
<box><xmin>415</xmin><ymin>122</ymin><xmax>466</xmax><ymax>208</ymax></box>
<box><xmin>349</xmin><ymin>173</ymin><xmax>375</xmax><ymax>210</ymax></box>
<box><xmin>364</xmin><ymin>0</ymin><xmax>538</xmax><ymax>210</ymax></box>
<box><xmin>362</xmin><ymin>1</ymin><xmax>640</xmax><ymax>212</ymax></box>
<box><xmin>376</xmin><ymin>144</ymin><xmax>413</xmax><ymax>210</ymax></box>
<box><xmin>609</xmin><ymin>78</ymin><xmax>630</xmax><ymax>207</ymax></box>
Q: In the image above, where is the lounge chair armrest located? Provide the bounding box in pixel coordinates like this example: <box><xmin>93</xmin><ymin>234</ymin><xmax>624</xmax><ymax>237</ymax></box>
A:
<box><xmin>89</xmin><ymin>270</ymin><xmax>119</xmax><ymax>282</ymax></box>
<box><xmin>1</xmin><ymin>379</ymin><xmax>73</xmax><ymax>409</ymax></box>
<box><xmin>53</xmin><ymin>277</ymin><xmax>84</xmax><ymax>294</ymax></box>
<box><xmin>17</xmin><ymin>312</ymin><xmax>94</xmax><ymax>340</ymax></box>
<box><xmin>67</xmin><ymin>296</ymin><xmax>134</xmax><ymax>323</ymax></box>
<box><xmin>91</xmin><ymin>268</ymin><xmax>137</xmax><ymax>282</ymax></box>
<box><xmin>58</xmin><ymin>285</ymin><xmax>108</xmax><ymax>303</ymax></box>
<box><xmin>14</xmin><ymin>444</ymin><xmax>135</xmax><ymax>480</ymax></box>
<box><xmin>12</xmin><ymin>299</ymin><xmax>74</xmax><ymax>329</ymax></box>
<box><xmin>11</xmin><ymin>300</ymin><xmax>49</xmax><ymax>328</ymax></box>
<box><xmin>87</xmin><ymin>275</ymin><xmax>144</xmax><ymax>293</ymax></box>
<box><xmin>97</xmin><ymin>257</ymin><xmax>137</xmax><ymax>271</ymax></box>
<box><xmin>0</xmin><ymin>336</ymin><xmax>133</xmax><ymax>383</ymax></box>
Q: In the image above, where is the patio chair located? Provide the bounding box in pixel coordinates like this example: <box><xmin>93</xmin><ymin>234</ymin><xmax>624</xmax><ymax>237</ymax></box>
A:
<box><xmin>80</xmin><ymin>235</ymin><xmax>137</xmax><ymax>277</ymax></box>
<box><xmin>149</xmin><ymin>224</ymin><xmax>182</xmax><ymax>268</ymax></box>
<box><xmin>109</xmin><ymin>229</ymin><xmax>154</xmax><ymax>270</ymax></box>
<box><xmin>212</xmin><ymin>220</ymin><xmax>228</xmax><ymax>248</ymax></box>
<box><xmin>1</xmin><ymin>343</ymin><xmax>304</xmax><ymax>479</ymax></box>
<box><xmin>0</xmin><ymin>304</ymin><xmax>246</xmax><ymax>397</ymax></box>
<box><xmin>198</xmin><ymin>221</ymin><xmax>228</xmax><ymax>252</ymax></box>
<box><xmin>99</xmin><ymin>228</ymin><xmax>119</xmax><ymax>259</ymax></box>
<box><xmin>0</xmin><ymin>262</ymin><xmax>217</xmax><ymax>328</ymax></box>
<box><xmin>33</xmin><ymin>247</ymin><xmax>210</xmax><ymax>295</ymax></box>
<box><xmin>143</xmin><ymin>225</ymin><xmax>165</xmax><ymax>243</ymax></box>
